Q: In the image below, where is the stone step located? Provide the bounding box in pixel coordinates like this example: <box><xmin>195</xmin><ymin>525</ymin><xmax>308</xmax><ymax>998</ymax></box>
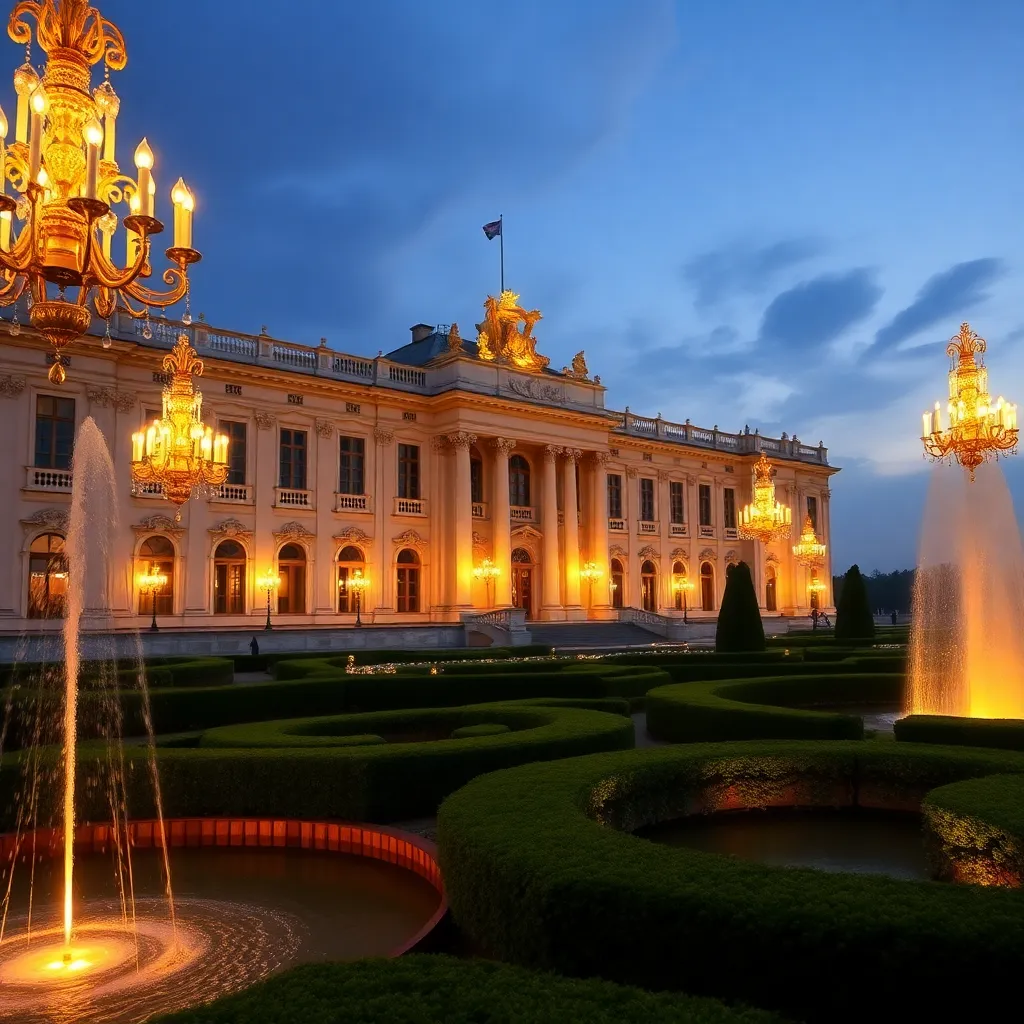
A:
<box><xmin>527</xmin><ymin>623</ymin><xmax>661</xmax><ymax>649</ymax></box>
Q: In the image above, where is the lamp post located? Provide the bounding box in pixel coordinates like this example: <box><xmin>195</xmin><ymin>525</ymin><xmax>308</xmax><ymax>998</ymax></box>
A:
<box><xmin>137</xmin><ymin>563</ymin><xmax>167</xmax><ymax>633</ymax></box>
<box><xmin>257</xmin><ymin>568</ymin><xmax>278</xmax><ymax>631</ymax></box>
<box><xmin>579</xmin><ymin>560</ymin><xmax>603</xmax><ymax>614</ymax></box>
<box><xmin>348</xmin><ymin>568</ymin><xmax>370</xmax><ymax>627</ymax></box>
<box><xmin>472</xmin><ymin>558</ymin><xmax>500</xmax><ymax>609</ymax></box>
<box><xmin>673</xmin><ymin>574</ymin><xmax>695</xmax><ymax>624</ymax></box>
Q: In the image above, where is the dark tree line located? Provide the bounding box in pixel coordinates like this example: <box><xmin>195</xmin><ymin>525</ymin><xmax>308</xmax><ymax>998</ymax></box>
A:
<box><xmin>832</xmin><ymin>568</ymin><xmax>915</xmax><ymax>614</ymax></box>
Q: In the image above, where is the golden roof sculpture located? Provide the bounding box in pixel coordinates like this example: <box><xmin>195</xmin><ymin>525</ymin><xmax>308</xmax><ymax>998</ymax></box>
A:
<box><xmin>475</xmin><ymin>290</ymin><xmax>549</xmax><ymax>372</ymax></box>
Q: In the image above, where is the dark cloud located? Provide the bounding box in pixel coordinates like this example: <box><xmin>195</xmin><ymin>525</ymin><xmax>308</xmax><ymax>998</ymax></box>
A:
<box><xmin>871</xmin><ymin>258</ymin><xmax>1005</xmax><ymax>352</ymax></box>
<box><xmin>683</xmin><ymin>238</ymin><xmax>824</xmax><ymax>309</ymax></box>
<box><xmin>758</xmin><ymin>268</ymin><xmax>882</xmax><ymax>349</ymax></box>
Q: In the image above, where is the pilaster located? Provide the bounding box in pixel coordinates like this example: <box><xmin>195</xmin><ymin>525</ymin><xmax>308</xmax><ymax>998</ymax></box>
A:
<box><xmin>540</xmin><ymin>444</ymin><xmax>564</xmax><ymax>618</ymax></box>
<box><xmin>562</xmin><ymin>448</ymin><xmax>583</xmax><ymax>615</ymax></box>
<box><xmin>373</xmin><ymin>425</ymin><xmax>394</xmax><ymax>611</ymax></box>
<box><xmin>448</xmin><ymin>431</ymin><xmax>477</xmax><ymax>608</ymax></box>
<box><xmin>589</xmin><ymin>451</ymin><xmax>610</xmax><ymax>614</ymax></box>
<box><xmin>491</xmin><ymin>437</ymin><xmax>515</xmax><ymax>606</ymax></box>
<box><xmin>314</xmin><ymin>419</ymin><xmax>336</xmax><ymax>613</ymax></box>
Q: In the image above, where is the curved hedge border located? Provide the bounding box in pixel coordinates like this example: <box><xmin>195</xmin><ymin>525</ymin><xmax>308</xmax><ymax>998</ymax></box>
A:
<box><xmin>152</xmin><ymin>954</ymin><xmax>782</xmax><ymax>1024</ymax></box>
<box><xmin>646</xmin><ymin>673</ymin><xmax>901</xmax><ymax>742</ymax></box>
<box><xmin>923</xmin><ymin>773</ymin><xmax>1024</xmax><ymax>885</ymax></box>
<box><xmin>437</xmin><ymin>741</ymin><xmax>1024</xmax><ymax>1022</ymax></box>
<box><xmin>895</xmin><ymin>714</ymin><xmax>1024</xmax><ymax>751</ymax></box>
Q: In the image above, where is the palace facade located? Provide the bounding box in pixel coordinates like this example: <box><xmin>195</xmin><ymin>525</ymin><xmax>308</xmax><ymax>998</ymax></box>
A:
<box><xmin>0</xmin><ymin>297</ymin><xmax>837</xmax><ymax>634</ymax></box>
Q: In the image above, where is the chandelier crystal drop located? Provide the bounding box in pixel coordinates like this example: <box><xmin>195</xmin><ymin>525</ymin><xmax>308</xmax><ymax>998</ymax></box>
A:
<box><xmin>791</xmin><ymin>513</ymin><xmax>826</xmax><ymax>568</ymax></box>
<box><xmin>921</xmin><ymin>322</ymin><xmax>1018</xmax><ymax>482</ymax></box>
<box><xmin>130</xmin><ymin>333</ymin><xmax>228</xmax><ymax>517</ymax></box>
<box><xmin>737</xmin><ymin>453</ymin><xmax>792</xmax><ymax>544</ymax></box>
<box><xmin>0</xmin><ymin>0</ymin><xmax>201</xmax><ymax>383</ymax></box>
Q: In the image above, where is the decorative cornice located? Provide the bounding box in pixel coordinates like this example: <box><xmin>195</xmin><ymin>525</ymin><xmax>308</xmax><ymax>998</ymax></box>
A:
<box><xmin>471</xmin><ymin>530</ymin><xmax>489</xmax><ymax>559</ymax></box>
<box><xmin>543</xmin><ymin>444</ymin><xmax>563</xmax><ymax>463</ymax></box>
<box><xmin>638</xmin><ymin>544</ymin><xmax>660</xmax><ymax>562</ymax></box>
<box><xmin>273</xmin><ymin>521</ymin><xmax>316</xmax><ymax>543</ymax></box>
<box><xmin>506</xmin><ymin>376</ymin><xmax>565</xmax><ymax>405</ymax></box>
<box><xmin>254</xmin><ymin>410</ymin><xmax>276</xmax><ymax>431</ymax></box>
<box><xmin>86</xmin><ymin>386</ymin><xmax>136</xmax><ymax>412</ymax></box>
<box><xmin>393</xmin><ymin>529</ymin><xmax>427</xmax><ymax>551</ymax></box>
<box><xmin>656</xmin><ymin>469</ymin><xmax>671</xmax><ymax>482</ymax></box>
<box><xmin>374</xmin><ymin>426</ymin><xmax>394</xmax><ymax>447</ymax></box>
<box><xmin>0</xmin><ymin>374</ymin><xmax>26</xmax><ymax>398</ymax></box>
<box><xmin>625</xmin><ymin>467</ymin><xmax>637</xmax><ymax>479</ymax></box>
<box><xmin>491</xmin><ymin>437</ymin><xmax>517</xmax><ymax>457</ymax></box>
<box><xmin>208</xmin><ymin>518</ymin><xmax>253</xmax><ymax>542</ymax></box>
<box><xmin>765</xmin><ymin>552</ymin><xmax>780</xmax><ymax>564</ymax></box>
<box><xmin>670</xmin><ymin>547</ymin><xmax>688</xmax><ymax>562</ymax></box>
<box><xmin>334</xmin><ymin>526</ymin><xmax>372</xmax><ymax>547</ymax></box>
<box><xmin>698</xmin><ymin>547</ymin><xmax>716</xmax><ymax>561</ymax></box>
<box><xmin>446</xmin><ymin>431</ymin><xmax>478</xmax><ymax>451</ymax></box>
<box><xmin>132</xmin><ymin>514</ymin><xmax>185</xmax><ymax>540</ymax></box>
<box><xmin>609</xmin><ymin>544</ymin><xmax>628</xmax><ymax>559</ymax></box>
<box><xmin>315</xmin><ymin>419</ymin><xmax>334</xmax><ymax>440</ymax></box>
<box><xmin>511</xmin><ymin>524</ymin><xmax>544</xmax><ymax>542</ymax></box>
<box><xmin>21</xmin><ymin>507</ymin><xmax>68</xmax><ymax>531</ymax></box>
<box><xmin>725</xmin><ymin>549</ymin><xmax>739</xmax><ymax>565</ymax></box>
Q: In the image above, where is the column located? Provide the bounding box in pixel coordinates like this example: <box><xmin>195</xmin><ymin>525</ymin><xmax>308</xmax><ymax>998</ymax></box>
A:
<box><xmin>183</xmin><ymin>487</ymin><xmax>209</xmax><ymax>617</ymax></box>
<box><xmin>658</xmin><ymin>470</ymin><xmax>672</xmax><ymax>609</ymax></box>
<box><xmin>449</xmin><ymin>431</ymin><xmax>476</xmax><ymax>607</ymax></box>
<box><xmin>253</xmin><ymin>410</ymin><xmax>278</xmax><ymax>617</ymax></box>
<box><xmin>541</xmin><ymin>444</ymin><xmax>562</xmax><ymax>616</ymax></box>
<box><xmin>589</xmin><ymin>451</ymin><xmax>610</xmax><ymax>612</ymax></box>
<box><xmin>314</xmin><ymin>422</ymin><xmax>336</xmax><ymax>613</ymax></box>
<box><xmin>491</xmin><ymin>437</ymin><xmax>515</xmax><ymax>606</ymax></box>
<box><xmin>821</xmin><ymin>485</ymin><xmax>834</xmax><ymax>608</ymax></box>
<box><xmin>563</xmin><ymin>448</ymin><xmax>582</xmax><ymax>610</ymax></box>
<box><xmin>625</xmin><ymin>467</ymin><xmax>640</xmax><ymax>607</ymax></box>
<box><xmin>373</xmin><ymin>426</ymin><xmax>394</xmax><ymax>611</ymax></box>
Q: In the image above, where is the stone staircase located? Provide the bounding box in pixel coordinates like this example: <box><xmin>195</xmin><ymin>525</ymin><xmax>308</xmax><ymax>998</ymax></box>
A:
<box><xmin>526</xmin><ymin>621</ymin><xmax>665</xmax><ymax>650</ymax></box>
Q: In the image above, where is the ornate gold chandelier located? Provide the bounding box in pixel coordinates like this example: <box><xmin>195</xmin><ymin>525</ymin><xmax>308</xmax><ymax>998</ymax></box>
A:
<box><xmin>737</xmin><ymin>453</ymin><xmax>792</xmax><ymax>544</ymax></box>
<box><xmin>921</xmin><ymin>322</ymin><xmax>1018</xmax><ymax>481</ymax></box>
<box><xmin>792</xmin><ymin>513</ymin><xmax>826</xmax><ymax>568</ymax></box>
<box><xmin>0</xmin><ymin>0</ymin><xmax>200</xmax><ymax>384</ymax></box>
<box><xmin>130</xmin><ymin>334</ymin><xmax>228</xmax><ymax>517</ymax></box>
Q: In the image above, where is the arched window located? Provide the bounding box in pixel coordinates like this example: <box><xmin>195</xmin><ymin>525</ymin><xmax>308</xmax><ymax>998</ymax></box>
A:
<box><xmin>277</xmin><ymin>543</ymin><xmax>306</xmax><ymax>614</ymax></box>
<box><xmin>641</xmin><ymin>559</ymin><xmax>658</xmax><ymax>612</ymax></box>
<box><xmin>28</xmin><ymin>533</ymin><xmax>68</xmax><ymax>619</ymax></box>
<box><xmin>396</xmin><ymin>548</ymin><xmax>420</xmax><ymax>613</ymax></box>
<box><xmin>509</xmin><ymin>455</ymin><xmax>530</xmax><ymax>508</ymax></box>
<box><xmin>337</xmin><ymin>545</ymin><xmax>365</xmax><ymax>613</ymax></box>
<box><xmin>672</xmin><ymin>559</ymin><xmax>686</xmax><ymax>611</ymax></box>
<box><xmin>214</xmin><ymin>540</ymin><xmax>246</xmax><ymax>615</ymax></box>
<box><xmin>700</xmin><ymin>561</ymin><xmax>715</xmax><ymax>611</ymax></box>
<box><xmin>610</xmin><ymin>557</ymin><xmax>624</xmax><ymax>610</ymax></box>
<box><xmin>470</xmin><ymin>450</ymin><xmax>483</xmax><ymax>506</ymax></box>
<box><xmin>765</xmin><ymin>565</ymin><xmax>777</xmax><ymax>612</ymax></box>
<box><xmin>138</xmin><ymin>536</ymin><xmax>174</xmax><ymax>616</ymax></box>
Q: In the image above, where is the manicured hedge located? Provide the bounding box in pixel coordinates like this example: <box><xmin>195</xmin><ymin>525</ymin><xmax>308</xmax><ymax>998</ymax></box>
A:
<box><xmin>1</xmin><ymin>703</ymin><xmax>634</xmax><ymax>826</ymax></box>
<box><xmin>922</xmin><ymin>773</ymin><xmax>1024</xmax><ymax>885</ymax></box>
<box><xmin>451</xmin><ymin>723</ymin><xmax>510</xmax><ymax>739</ymax></box>
<box><xmin>646</xmin><ymin>673</ymin><xmax>902</xmax><ymax>742</ymax></box>
<box><xmin>0</xmin><ymin>656</ymin><xmax>233</xmax><ymax>690</ymax></box>
<box><xmin>895</xmin><ymin>714</ymin><xmax>1024</xmax><ymax>751</ymax></box>
<box><xmin>437</xmin><ymin>741</ymin><xmax>1024</xmax><ymax>1023</ymax></box>
<box><xmin>153</xmin><ymin>955</ymin><xmax>781</xmax><ymax>1024</ymax></box>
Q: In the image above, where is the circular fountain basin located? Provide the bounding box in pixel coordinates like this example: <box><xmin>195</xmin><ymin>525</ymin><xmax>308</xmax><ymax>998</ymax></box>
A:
<box><xmin>638</xmin><ymin>808</ymin><xmax>930</xmax><ymax>880</ymax></box>
<box><xmin>0</xmin><ymin>818</ymin><xmax>445</xmax><ymax>1023</ymax></box>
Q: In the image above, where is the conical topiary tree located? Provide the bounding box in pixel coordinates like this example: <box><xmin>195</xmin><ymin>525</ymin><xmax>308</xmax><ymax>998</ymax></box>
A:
<box><xmin>835</xmin><ymin>564</ymin><xmax>875</xmax><ymax>640</ymax></box>
<box><xmin>715</xmin><ymin>561</ymin><xmax>765</xmax><ymax>652</ymax></box>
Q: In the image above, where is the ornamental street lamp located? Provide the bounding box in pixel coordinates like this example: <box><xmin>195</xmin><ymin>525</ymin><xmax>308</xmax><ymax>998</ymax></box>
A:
<box><xmin>256</xmin><ymin>568</ymin><xmax>278</xmax><ymax>631</ymax></box>
<box><xmin>921</xmin><ymin>322</ymin><xmax>1018</xmax><ymax>481</ymax></box>
<box><xmin>348</xmin><ymin>568</ymin><xmax>370</xmax><ymax>627</ymax></box>
<box><xmin>472</xmin><ymin>558</ymin><xmax>500</xmax><ymax>609</ymax></box>
<box><xmin>737</xmin><ymin>454</ymin><xmax>792</xmax><ymax>545</ymax></box>
<box><xmin>0</xmin><ymin>0</ymin><xmax>202</xmax><ymax>384</ymax></box>
<box><xmin>130</xmin><ymin>333</ymin><xmax>229</xmax><ymax>517</ymax></box>
<box><xmin>137</xmin><ymin>562</ymin><xmax>166</xmax><ymax>632</ymax></box>
<box><xmin>672</xmin><ymin>574</ymin><xmax>695</xmax><ymax>624</ymax></box>
<box><xmin>579</xmin><ymin>560</ymin><xmax>603</xmax><ymax>612</ymax></box>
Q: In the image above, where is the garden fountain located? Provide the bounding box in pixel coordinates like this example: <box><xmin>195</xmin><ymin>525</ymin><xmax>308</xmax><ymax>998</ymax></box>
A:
<box><xmin>909</xmin><ymin>324</ymin><xmax>1024</xmax><ymax>719</ymax></box>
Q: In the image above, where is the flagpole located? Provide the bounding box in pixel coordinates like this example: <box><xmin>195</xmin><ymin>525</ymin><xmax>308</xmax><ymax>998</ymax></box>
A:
<box><xmin>499</xmin><ymin>214</ymin><xmax>504</xmax><ymax>294</ymax></box>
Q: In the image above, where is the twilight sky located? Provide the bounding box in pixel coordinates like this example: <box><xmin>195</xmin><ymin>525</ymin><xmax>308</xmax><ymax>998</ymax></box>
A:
<box><xmin>77</xmin><ymin>0</ymin><xmax>1024</xmax><ymax>571</ymax></box>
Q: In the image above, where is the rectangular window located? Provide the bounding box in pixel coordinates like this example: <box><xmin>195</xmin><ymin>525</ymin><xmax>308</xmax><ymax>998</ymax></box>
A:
<box><xmin>699</xmin><ymin>483</ymin><xmax>713</xmax><ymax>526</ymax></box>
<box><xmin>470</xmin><ymin>457</ymin><xmax>483</xmax><ymax>504</ymax></box>
<box><xmin>34</xmin><ymin>395</ymin><xmax>75</xmax><ymax>469</ymax></box>
<box><xmin>607</xmin><ymin>474</ymin><xmax>622</xmax><ymax>519</ymax></box>
<box><xmin>279</xmin><ymin>428</ymin><xmax>307</xmax><ymax>490</ymax></box>
<box><xmin>670</xmin><ymin>481</ymin><xmax>685</xmax><ymax>524</ymax></box>
<box><xmin>339</xmin><ymin>435</ymin><xmax>365</xmax><ymax>495</ymax></box>
<box><xmin>398</xmin><ymin>443</ymin><xmax>420</xmax><ymax>499</ymax></box>
<box><xmin>807</xmin><ymin>495</ymin><xmax>819</xmax><ymax>532</ymax></box>
<box><xmin>219</xmin><ymin>420</ymin><xmax>247</xmax><ymax>485</ymax></box>
<box><xmin>723</xmin><ymin>487</ymin><xmax>737</xmax><ymax>529</ymax></box>
<box><xmin>640</xmin><ymin>478</ymin><xmax>655</xmax><ymax>521</ymax></box>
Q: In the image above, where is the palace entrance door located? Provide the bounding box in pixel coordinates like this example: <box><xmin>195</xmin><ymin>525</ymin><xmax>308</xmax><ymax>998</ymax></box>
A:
<box><xmin>511</xmin><ymin>547</ymin><xmax>534</xmax><ymax>620</ymax></box>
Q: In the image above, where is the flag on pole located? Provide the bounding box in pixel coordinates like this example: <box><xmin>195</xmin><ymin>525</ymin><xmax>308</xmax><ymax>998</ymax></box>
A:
<box><xmin>482</xmin><ymin>219</ymin><xmax>502</xmax><ymax>240</ymax></box>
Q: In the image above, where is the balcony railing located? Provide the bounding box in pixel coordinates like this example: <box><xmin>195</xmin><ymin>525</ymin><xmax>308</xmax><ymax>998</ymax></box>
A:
<box><xmin>335</xmin><ymin>493</ymin><xmax>372</xmax><ymax>513</ymax></box>
<box><xmin>133</xmin><ymin>480</ymin><xmax>164</xmax><ymax>498</ymax></box>
<box><xmin>670</xmin><ymin>522</ymin><xmax>688</xmax><ymax>537</ymax></box>
<box><xmin>25</xmin><ymin>466</ymin><xmax>72</xmax><ymax>492</ymax></box>
<box><xmin>210</xmin><ymin>482</ymin><xmax>253</xmax><ymax>504</ymax></box>
<box><xmin>510</xmin><ymin>505</ymin><xmax>535</xmax><ymax>523</ymax></box>
<box><xmin>724</xmin><ymin>527</ymin><xmax>739</xmax><ymax>540</ymax></box>
<box><xmin>472</xmin><ymin>501</ymin><xmax>488</xmax><ymax>519</ymax></box>
<box><xmin>394</xmin><ymin>496</ymin><xmax>427</xmax><ymax>516</ymax></box>
<box><xmin>608</xmin><ymin>518</ymin><xmax>626</xmax><ymax>532</ymax></box>
<box><xmin>275</xmin><ymin>487</ymin><xmax>314</xmax><ymax>509</ymax></box>
<box><xmin>699</xmin><ymin>524</ymin><xmax>715</xmax><ymax>538</ymax></box>
<box><xmin>637</xmin><ymin>520</ymin><xmax>660</xmax><ymax>535</ymax></box>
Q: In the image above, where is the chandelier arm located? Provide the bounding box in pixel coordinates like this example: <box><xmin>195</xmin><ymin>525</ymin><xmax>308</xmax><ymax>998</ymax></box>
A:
<box><xmin>98</xmin><ymin>173</ymin><xmax>141</xmax><ymax>212</ymax></box>
<box><xmin>121</xmin><ymin>266</ymin><xmax>189</xmax><ymax>309</ymax></box>
<box><xmin>116</xmin><ymin>291</ymin><xmax>149</xmax><ymax>318</ymax></box>
<box><xmin>0</xmin><ymin>271</ymin><xmax>25</xmax><ymax>303</ymax></box>
<box><xmin>87</xmin><ymin>234</ymin><xmax>149</xmax><ymax>290</ymax></box>
<box><xmin>93</xmin><ymin>286</ymin><xmax>115</xmax><ymax>321</ymax></box>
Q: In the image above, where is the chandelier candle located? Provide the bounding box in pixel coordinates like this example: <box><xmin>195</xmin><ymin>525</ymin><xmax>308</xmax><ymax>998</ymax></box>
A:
<box><xmin>737</xmin><ymin>453</ymin><xmax>792</xmax><ymax>544</ymax></box>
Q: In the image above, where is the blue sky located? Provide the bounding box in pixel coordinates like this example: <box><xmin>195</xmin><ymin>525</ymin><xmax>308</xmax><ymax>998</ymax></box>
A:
<box><xmin>89</xmin><ymin>0</ymin><xmax>1024</xmax><ymax>570</ymax></box>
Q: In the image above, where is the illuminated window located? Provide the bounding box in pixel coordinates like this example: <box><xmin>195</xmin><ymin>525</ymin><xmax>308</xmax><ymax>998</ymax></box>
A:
<box><xmin>277</xmin><ymin>543</ymin><xmax>306</xmax><ymax>614</ymax></box>
<box><xmin>396</xmin><ymin>548</ymin><xmax>420</xmax><ymax>613</ymax></box>
<box><xmin>509</xmin><ymin>455</ymin><xmax>530</xmax><ymax>507</ymax></box>
<box><xmin>138</xmin><ymin>535</ymin><xmax>174</xmax><ymax>616</ymax></box>
<box><xmin>700</xmin><ymin>561</ymin><xmax>715</xmax><ymax>611</ymax></box>
<box><xmin>337</xmin><ymin>545</ymin><xmax>365</xmax><ymax>613</ymax></box>
<box><xmin>213</xmin><ymin>539</ymin><xmax>246</xmax><ymax>614</ymax></box>
<box><xmin>27</xmin><ymin>532</ymin><xmax>68</xmax><ymax>619</ymax></box>
<box><xmin>339</xmin><ymin>436</ymin><xmax>365</xmax><ymax>495</ymax></box>
<box><xmin>34</xmin><ymin>395</ymin><xmax>75</xmax><ymax>469</ymax></box>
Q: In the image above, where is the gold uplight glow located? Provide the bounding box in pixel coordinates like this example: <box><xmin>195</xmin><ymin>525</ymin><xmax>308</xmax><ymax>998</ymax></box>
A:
<box><xmin>921</xmin><ymin>322</ymin><xmax>1018</xmax><ymax>481</ymax></box>
<box><xmin>737</xmin><ymin>454</ymin><xmax>792</xmax><ymax>544</ymax></box>
<box><xmin>791</xmin><ymin>514</ymin><xmax>826</xmax><ymax>568</ymax></box>
<box><xmin>0</xmin><ymin>0</ymin><xmax>202</xmax><ymax>383</ymax></box>
<box><xmin>130</xmin><ymin>333</ymin><xmax>228</xmax><ymax>515</ymax></box>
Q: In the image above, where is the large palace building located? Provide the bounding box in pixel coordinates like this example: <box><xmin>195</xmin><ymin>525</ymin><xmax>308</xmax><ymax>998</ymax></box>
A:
<box><xmin>0</xmin><ymin>292</ymin><xmax>836</xmax><ymax>635</ymax></box>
